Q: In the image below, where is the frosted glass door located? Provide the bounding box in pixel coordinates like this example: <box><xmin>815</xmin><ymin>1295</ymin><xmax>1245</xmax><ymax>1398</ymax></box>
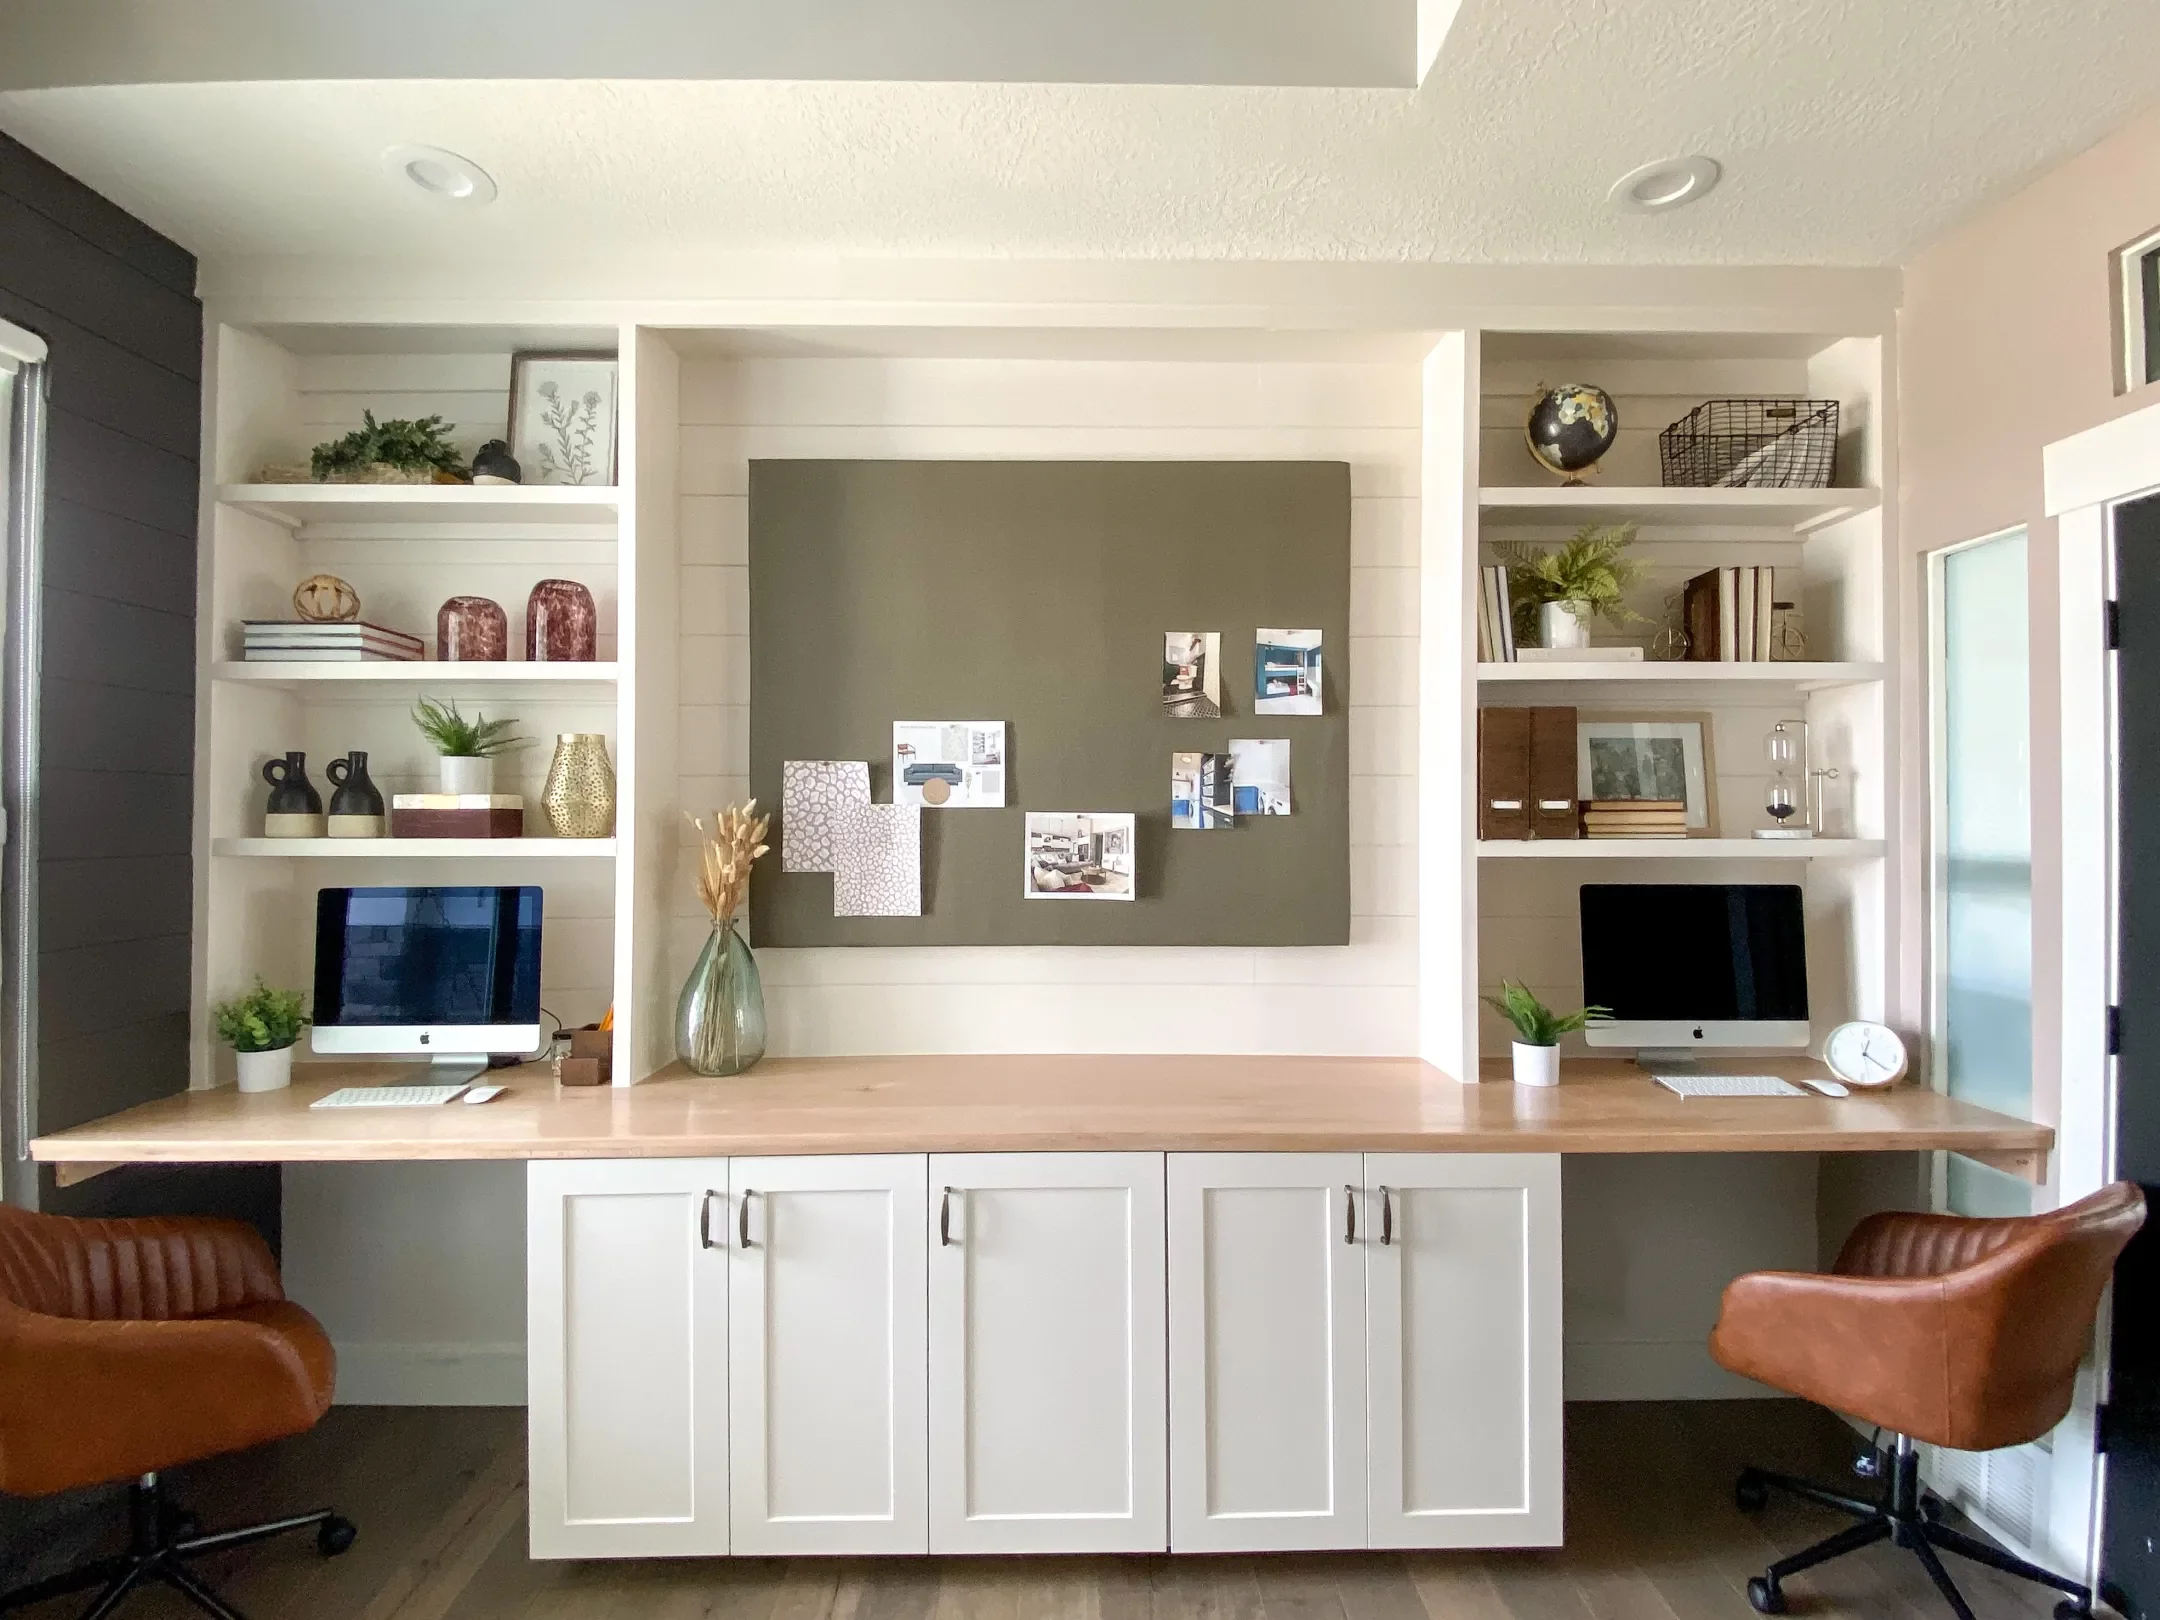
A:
<box><xmin>1934</xmin><ymin>531</ymin><xmax>2034</xmax><ymax>1215</ymax></box>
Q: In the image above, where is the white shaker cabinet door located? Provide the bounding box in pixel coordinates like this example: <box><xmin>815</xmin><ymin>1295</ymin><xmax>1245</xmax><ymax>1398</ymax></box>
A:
<box><xmin>1167</xmin><ymin>1153</ymin><xmax>1367</xmax><ymax>1552</ymax></box>
<box><xmin>527</xmin><ymin>1158</ymin><xmax>730</xmax><ymax>1559</ymax></box>
<box><xmin>928</xmin><ymin>1152</ymin><xmax>1167</xmax><ymax>1553</ymax></box>
<box><xmin>728</xmin><ymin>1155</ymin><xmax>929</xmax><ymax>1554</ymax></box>
<box><xmin>1364</xmin><ymin>1152</ymin><xmax>1563</xmax><ymax>1548</ymax></box>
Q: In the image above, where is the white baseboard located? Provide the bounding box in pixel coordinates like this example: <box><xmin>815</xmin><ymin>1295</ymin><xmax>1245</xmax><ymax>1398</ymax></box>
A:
<box><xmin>1565</xmin><ymin>1338</ymin><xmax>1781</xmax><ymax>1401</ymax></box>
<box><xmin>331</xmin><ymin>1341</ymin><xmax>527</xmax><ymax>1406</ymax></box>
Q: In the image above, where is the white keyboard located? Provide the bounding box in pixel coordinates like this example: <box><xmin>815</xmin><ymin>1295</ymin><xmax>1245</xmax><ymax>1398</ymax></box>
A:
<box><xmin>310</xmin><ymin>1084</ymin><xmax>470</xmax><ymax>1110</ymax></box>
<box><xmin>1652</xmin><ymin>1073</ymin><xmax>1806</xmax><ymax>1099</ymax></box>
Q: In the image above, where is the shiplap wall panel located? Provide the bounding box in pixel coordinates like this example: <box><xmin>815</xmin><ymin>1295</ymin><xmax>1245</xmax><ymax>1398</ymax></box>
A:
<box><xmin>675</xmin><ymin>358</ymin><xmax>1419</xmax><ymax>1056</ymax></box>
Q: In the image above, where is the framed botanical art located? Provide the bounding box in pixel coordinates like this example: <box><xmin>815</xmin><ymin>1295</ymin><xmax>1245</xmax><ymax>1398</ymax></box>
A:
<box><xmin>1575</xmin><ymin>711</ymin><xmax>1718</xmax><ymax>835</ymax></box>
<box><xmin>508</xmin><ymin>352</ymin><xmax>618</xmax><ymax>486</ymax></box>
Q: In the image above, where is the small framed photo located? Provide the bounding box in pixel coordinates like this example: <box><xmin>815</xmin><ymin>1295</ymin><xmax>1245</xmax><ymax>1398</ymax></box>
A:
<box><xmin>1576</xmin><ymin>712</ymin><xmax>1718</xmax><ymax>835</ymax></box>
<box><xmin>509</xmin><ymin>352</ymin><xmax>619</xmax><ymax>486</ymax></box>
<box><xmin>1024</xmin><ymin>812</ymin><xmax>1136</xmax><ymax>900</ymax></box>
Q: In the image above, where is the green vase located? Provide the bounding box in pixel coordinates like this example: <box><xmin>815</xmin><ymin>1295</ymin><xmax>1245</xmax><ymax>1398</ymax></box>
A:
<box><xmin>675</xmin><ymin>920</ymin><xmax>766</xmax><ymax>1076</ymax></box>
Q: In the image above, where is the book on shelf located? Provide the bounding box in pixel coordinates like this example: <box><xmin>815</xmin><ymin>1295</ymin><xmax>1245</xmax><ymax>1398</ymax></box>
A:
<box><xmin>1682</xmin><ymin>567</ymin><xmax>1783</xmax><ymax>661</ymax></box>
<box><xmin>1513</xmin><ymin>646</ymin><xmax>1645</xmax><ymax>663</ymax></box>
<box><xmin>1478</xmin><ymin>565</ymin><xmax>1516</xmax><ymax>662</ymax></box>
<box><xmin>243</xmin><ymin>646</ymin><xmax>423</xmax><ymax>662</ymax></box>
<box><xmin>1582</xmin><ymin>797</ymin><xmax>1686</xmax><ymax>838</ymax></box>
<box><xmin>242</xmin><ymin>619</ymin><xmax>425</xmax><ymax>662</ymax></box>
<box><xmin>1476</xmin><ymin>573</ymin><xmax>1494</xmax><ymax>662</ymax></box>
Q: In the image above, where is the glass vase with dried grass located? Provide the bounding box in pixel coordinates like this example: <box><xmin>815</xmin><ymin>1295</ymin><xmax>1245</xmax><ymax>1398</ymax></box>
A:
<box><xmin>676</xmin><ymin>801</ymin><xmax>770</xmax><ymax>1076</ymax></box>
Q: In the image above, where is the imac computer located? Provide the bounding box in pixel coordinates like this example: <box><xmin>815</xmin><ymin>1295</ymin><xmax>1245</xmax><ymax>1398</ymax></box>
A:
<box><xmin>1580</xmin><ymin>883</ymin><xmax>1809</xmax><ymax>1063</ymax></box>
<box><xmin>311</xmin><ymin>886</ymin><xmax>544</xmax><ymax>1083</ymax></box>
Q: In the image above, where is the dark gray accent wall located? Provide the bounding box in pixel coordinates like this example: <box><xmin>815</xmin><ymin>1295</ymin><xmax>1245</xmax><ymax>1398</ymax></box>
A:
<box><xmin>0</xmin><ymin>132</ymin><xmax>275</xmax><ymax>1233</ymax></box>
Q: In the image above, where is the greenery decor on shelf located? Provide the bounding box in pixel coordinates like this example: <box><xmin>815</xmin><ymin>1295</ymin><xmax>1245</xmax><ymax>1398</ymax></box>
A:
<box><xmin>411</xmin><ymin>696</ymin><xmax>525</xmax><ymax>758</ymax></box>
<box><xmin>1495</xmin><ymin>521</ymin><xmax>1646</xmax><ymax>643</ymax></box>
<box><xmin>211</xmin><ymin>979</ymin><xmax>308</xmax><ymax>1054</ymax></box>
<box><xmin>309</xmin><ymin>412</ymin><xmax>468</xmax><ymax>483</ymax></box>
<box><xmin>1482</xmin><ymin>981</ymin><xmax>1611</xmax><ymax>1048</ymax></box>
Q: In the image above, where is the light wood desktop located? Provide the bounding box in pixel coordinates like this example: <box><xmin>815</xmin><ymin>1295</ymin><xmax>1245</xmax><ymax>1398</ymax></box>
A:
<box><xmin>30</xmin><ymin>1052</ymin><xmax>2051</xmax><ymax>1183</ymax></box>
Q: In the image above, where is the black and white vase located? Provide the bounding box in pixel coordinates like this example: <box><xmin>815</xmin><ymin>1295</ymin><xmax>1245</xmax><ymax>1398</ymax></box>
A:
<box><xmin>326</xmin><ymin>750</ymin><xmax>386</xmax><ymax>838</ymax></box>
<box><xmin>262</xmin><ymin>752</ymin><xmax>325</xmax><ymax>838</ymax></box>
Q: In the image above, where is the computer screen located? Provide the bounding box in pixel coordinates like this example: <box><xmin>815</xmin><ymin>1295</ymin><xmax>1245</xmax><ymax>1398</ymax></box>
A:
<box><xmin>1579</xmin><ymin>883</ymin><xmax>1808</xmax><ymax>1046</ymax></box>
<box><xmin>313</xmin><ymin>886</ymin><xmax>543</xmax><ymax>1030</ymax></box>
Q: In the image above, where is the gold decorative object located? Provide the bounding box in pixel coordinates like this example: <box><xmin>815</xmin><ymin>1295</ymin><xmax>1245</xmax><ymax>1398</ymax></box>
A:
<box><xmin>541</xmin><ymin>732</ymin><xmax>615</xmax><ymax>837</ymax></box>
<box><xmin>293</xmin><ymin>573</ymin><xmax>361</xmax><ymax>623</ymax></box>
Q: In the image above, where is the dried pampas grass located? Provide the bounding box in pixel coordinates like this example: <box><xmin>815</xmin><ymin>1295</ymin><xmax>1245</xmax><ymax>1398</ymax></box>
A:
<box><xmin>688</xmin><ymin>800</ymin><xmax>770</xmax><ymax>926</ymax></box>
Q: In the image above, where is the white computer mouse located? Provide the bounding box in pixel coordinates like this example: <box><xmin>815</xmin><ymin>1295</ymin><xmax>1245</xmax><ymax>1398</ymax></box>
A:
<box><xmin>1799</xmin><ymin>1076</ymin><xmax>1851</xmax><ymax>1098</ymax></box>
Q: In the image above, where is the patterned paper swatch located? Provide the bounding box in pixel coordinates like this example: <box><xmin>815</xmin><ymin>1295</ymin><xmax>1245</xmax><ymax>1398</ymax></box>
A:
<box><xmin>781</xmin><ymin>760</ymin><xmax>870</xmax><ymax>872</ymax></box>
<box><xmin>831</xmin><ymin>802</ymin><xmax>922</xmax><ymax>917</ymax></box>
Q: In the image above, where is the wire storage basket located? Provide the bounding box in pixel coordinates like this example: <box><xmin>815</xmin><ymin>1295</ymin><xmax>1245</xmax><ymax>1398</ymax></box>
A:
<box><xmin>1659</xmin><ymin>398</ymin><xmax>1839</xmax><ymax>488</ymax></box>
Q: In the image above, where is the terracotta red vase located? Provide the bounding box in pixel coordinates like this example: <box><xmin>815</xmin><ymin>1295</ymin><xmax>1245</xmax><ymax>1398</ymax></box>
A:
<box><xmin>437</xmin><ymin>596</ymin><xmax>507</xmax><ymax>661</ymax></box>
<box><xmin>526</xmin><ymin>579</ymin><xmax>597</xmax><ymax>662</ymax></box>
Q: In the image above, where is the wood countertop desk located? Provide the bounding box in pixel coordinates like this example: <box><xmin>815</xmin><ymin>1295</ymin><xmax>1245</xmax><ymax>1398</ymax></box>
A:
<box><xmin>31</xmin><ymin>1054</ymin><xmax>2051</xmax><ymax>1186</ymax></box>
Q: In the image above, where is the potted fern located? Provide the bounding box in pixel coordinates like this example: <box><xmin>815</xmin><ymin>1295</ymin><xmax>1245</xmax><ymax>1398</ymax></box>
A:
<box><xmin>1483</xmin><ymin>981</ymin><xmax>1610</xmax><ymax>1087</ymax></box>
<box><xmin>307</xmin><ymin>412</ymin><xmax>468</xmax><ymax>485</ymax></box>
<box><xmin>1496</xmin><ymin>522</ymin><xmax>1645</xmax><ymax>651</ymax></box>
<box><xmin>212</xmin><ymin>980</ymin><xmax>309</xmax><ymax>1093</ymax></box>
<box><xmin>413</xmin><ymin>697</ymin><xmax>525</xmax><ymax>796</ymax></box>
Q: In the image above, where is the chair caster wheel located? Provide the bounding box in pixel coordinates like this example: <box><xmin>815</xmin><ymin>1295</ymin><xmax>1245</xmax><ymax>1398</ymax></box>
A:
<box><xmin>2053</xmin><ymin>1604</ymin><xmax>2092</xmax><ymax>1620</ymax></box>
<box><xmin>1748</xmin><ymin>1577</ymin><xmax>1787</xmax><ymax>1615</ymax></box>
<box><xmin>317</xmin><ymin>1517</ymin><xmax>357</xmax><ymax>1558</ymax></box>
<box><xmin>1735</xmin><ymin>1471</ymin><xmax>1769</xmax><ymax>1512</ymax></box>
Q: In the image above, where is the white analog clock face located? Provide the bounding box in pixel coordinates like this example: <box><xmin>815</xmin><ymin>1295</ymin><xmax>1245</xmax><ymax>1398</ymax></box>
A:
<box><xmin>1824</xmin><ymin>1022</ymin><xmax>1908</xmax><ymax>1088</ymax></box>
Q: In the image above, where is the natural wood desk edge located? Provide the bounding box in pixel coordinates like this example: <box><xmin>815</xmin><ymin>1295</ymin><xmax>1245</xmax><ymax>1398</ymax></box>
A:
<box><xmin>29</xmin><ymin>1053</ymin><xmax>2054</xmax><ymax>1174</ymax></box>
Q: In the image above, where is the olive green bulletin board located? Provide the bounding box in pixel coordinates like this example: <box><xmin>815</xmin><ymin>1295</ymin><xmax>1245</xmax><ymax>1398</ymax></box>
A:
<box><xmin>747</xmin><ymin>459</ymin><xmax>1351</xmax><ymax>947</ymax></box>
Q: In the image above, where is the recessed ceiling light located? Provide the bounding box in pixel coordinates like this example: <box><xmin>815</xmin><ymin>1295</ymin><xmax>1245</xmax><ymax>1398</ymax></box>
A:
<box><xmin>1609</xmin><ymin>155</ymin><xmax>1721</xmax><ymax>214</ymax></box>
<box><xmin>382</xmin><ymin>145</ymin><xmax>497</xmax><ymax>205</ymax></box>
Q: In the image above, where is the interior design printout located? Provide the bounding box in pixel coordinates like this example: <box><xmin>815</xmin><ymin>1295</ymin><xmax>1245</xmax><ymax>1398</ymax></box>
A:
<box><xmin>893</xmin><ymin>721</ymin><xmax>1006</xmax><ymax>807</ymax></box>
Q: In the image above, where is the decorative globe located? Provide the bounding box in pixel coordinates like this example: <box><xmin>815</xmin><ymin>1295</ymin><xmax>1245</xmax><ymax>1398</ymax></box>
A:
<box><xmin>1525</xmin><ymin>384</ymin><xmax>1618</xmax><ymax>484</ymax></box>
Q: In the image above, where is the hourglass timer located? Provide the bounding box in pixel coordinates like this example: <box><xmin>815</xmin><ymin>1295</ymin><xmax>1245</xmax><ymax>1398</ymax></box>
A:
<box><xmin>1756</xmin><ymin>720</ymin><xmax>1813</xmax><ymax>840</ymax></box>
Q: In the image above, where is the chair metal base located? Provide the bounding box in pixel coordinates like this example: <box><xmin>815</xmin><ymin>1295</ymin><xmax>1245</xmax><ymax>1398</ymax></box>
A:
<box><xmin>1736</xmin><ymin>1436</ymin><xmax>2091</xmax><ymax>1620</ymax></box>
<box><xmin>0</xmin><ymin>1472</ymin><xmax>355</xmax><ymax>1620</ymax></box>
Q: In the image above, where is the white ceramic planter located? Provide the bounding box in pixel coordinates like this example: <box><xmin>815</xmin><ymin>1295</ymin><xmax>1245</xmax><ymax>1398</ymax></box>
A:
<box><xmin>1540</xmin><ymin>602</ymin><xmax>1591</xmax><ymax>651</ymax></box>
<box><xmin>1512</xmin><ymin>1041</ymin><xmax>1563</xmax><ymax>1088</ymax></box>
<box><xmin>235</xmin><ymin>1044</ymin><xmax>295</xmax><ymax>1094</ymax></box>
<box><xmin>440</xmin><ymin>755</ymin><xmax>494</xmax><ymax>796</ymax></box>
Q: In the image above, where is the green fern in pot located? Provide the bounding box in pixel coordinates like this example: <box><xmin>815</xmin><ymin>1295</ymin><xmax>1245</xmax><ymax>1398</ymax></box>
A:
<box><xmin>1483</xmin><ymin>981</ymin><xmax>1610</xmax><ymax>1087</ymax></box>
<box><xmin>1495</xmin><ymin>522</ymin><xmax>1646</xmax><ymax>650</ymax></box>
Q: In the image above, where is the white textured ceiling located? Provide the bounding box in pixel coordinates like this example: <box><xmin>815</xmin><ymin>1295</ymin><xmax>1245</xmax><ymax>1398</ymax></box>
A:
<box><xmin>1</xmin><ymin>0</ymin><xmax>2156</xmax><ymax>271</ymax></box>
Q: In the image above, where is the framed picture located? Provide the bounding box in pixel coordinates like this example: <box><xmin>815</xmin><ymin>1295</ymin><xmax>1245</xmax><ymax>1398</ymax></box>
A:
<box><xmin>1575</xmin><ymin>712</ymin><xmax>1718</xmax><ymax>835</ymax></box>
<box><xmin>508</xmin><ymin>352</ymin><xmax>618</xmax><ymax>486</ymax></box>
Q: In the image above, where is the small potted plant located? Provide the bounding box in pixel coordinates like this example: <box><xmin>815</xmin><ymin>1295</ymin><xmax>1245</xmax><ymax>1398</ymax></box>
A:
<box><xmin>212</xmin><ymin>979</ymin><xmax>309</xmax><ymax>1093</ymax></box>
<box><xmin>1497</xmin><ymin>522</ymin><xmax>1645</xmax><ymax>651</ymax></box>
<box><xmin>413</xmin><ymin>696</ymin><xmax>524</xmax><ymax>796</ymax></box>
<box><xmin>306</xmin><ymin>412</ymin><xmax>468</xmax><ymax>485</ymax></box>
<box><xmin>1483</xmin><ymin>981</ymin><xmax>1610</xmax><ymax>1087</ymax></box>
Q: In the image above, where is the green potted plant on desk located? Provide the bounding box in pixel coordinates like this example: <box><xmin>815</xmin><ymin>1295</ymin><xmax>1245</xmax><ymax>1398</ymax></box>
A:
<box><xmin>212</xmin><ymin>979</ymin><xmax>309</xmax><ymax>1093</ymax></box>
<box><xmin>1483</xmin><ymin>982</ymin><xmax>1609</xmax><ymax>1088</ymax></box>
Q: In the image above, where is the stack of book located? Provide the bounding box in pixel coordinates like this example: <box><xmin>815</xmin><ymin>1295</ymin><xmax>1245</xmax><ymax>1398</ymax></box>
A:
<box><xmin>243</xmin><ymin>620</ymin><xmax>424</xmax><ymax>663</ymax></box>
<box><xmin>1681</xmin><ymin>567</ymin><xmax>1788</xmax><ymax>661</ymax></box>
<box><xmin>1475</xmin><ymin>565</ymin><xmax>1517</xmax><ymax>662</ymax></box>
<box><xmin>1581</xmin><ymin>799</ymin><xmax>1688</xmax><ymax>839</ymax></box>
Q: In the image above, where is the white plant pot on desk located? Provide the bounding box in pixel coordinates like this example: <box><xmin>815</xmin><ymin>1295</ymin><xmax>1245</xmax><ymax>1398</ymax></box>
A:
<box><xmin>440</xmin><ymin>755</ymin><xmax>493</xmax><ymax>796</ymax></box>
<box><xmin>1512</xmin><ymin>1042</ymin><xmax>1562</xmax><ymax>1088</ymax></box>
<box><xmin>234</xmin><ymin>1044</ymin><xmax>295</xmax><ymax>1094</ymax></box>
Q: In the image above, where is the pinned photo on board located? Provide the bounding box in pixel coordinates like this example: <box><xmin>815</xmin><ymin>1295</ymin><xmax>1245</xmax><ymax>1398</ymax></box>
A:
<box><xmin>1255</xmin><ymin>629</ymin><xmax>1323</xmax><ymax>716</ymax></box>
<box><xmin>893</xmin><ymin>720</ymin><xmax>1005</xmax><ymax>808</ymax></box>
<box><xmin>1228</xmin><ymin>738</ymin><xmax>1291</xmax><ymax>815</ymax></box>
<box><xmin>1170</xmin><ymin>751</ymin><xmax>1234</xmax><ymax>830</ymax></box>
<box><xmin>1024</xmin><ymin>812</ymin><xmax>1137</xmax><ymax>900</ymax></box>
<box><xmin>1163</xmin><ymin>631</ymin><xmax>1222</xmax><ymax>718</ymax></box>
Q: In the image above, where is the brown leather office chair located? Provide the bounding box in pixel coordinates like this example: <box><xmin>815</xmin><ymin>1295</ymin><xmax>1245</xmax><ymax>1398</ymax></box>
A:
<box><xmin>0</xmin><ymin>1204</ymin><xmax>355</xmax><ymax>1620</ymax></box>
<box><xmin>1711</xmin><ymin>1180</ymin><xmax>2146</xmax><ymax>1620</ymax></box>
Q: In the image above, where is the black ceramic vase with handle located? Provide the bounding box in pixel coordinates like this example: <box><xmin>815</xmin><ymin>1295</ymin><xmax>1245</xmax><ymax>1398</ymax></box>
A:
<box><xmin>261</xmin><ymin>752</ymin><xmax>325</xmax><ymax>839</ymax></box>
<box><xmin>325</xmin><ymin>751</ymin><xmax>385</xmax><ymax>839</ymax></box>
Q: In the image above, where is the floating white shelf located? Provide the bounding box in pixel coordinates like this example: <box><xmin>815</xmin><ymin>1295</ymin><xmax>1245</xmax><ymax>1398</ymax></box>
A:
<box><xmin>1477</xmin><ymin>661</ymin><xmax>1882</xmax><ymax>692</ymax></box>
<box><xmin>213</xmin><ymin>660</ymin><xmax>620</xmax><ymax>688</ymax></box>
<box><xmin>1476</xmin><ymin>838</ymin><xmax>1885</xmax><ymax>860</ymax></box>
<box><xmin>212</xmin><ymin>837</ymin><xmax>617</xmax><ymax>859</ymax></box>
<box><xmin>1477</xmin><ymin>486</ymin><xmax>1879</xmax><ymax>531</ymax></box>
<box><xmin>218</xmin><ymin>483</ymin><xmax>619</xmax><ymax>534</ymax></box>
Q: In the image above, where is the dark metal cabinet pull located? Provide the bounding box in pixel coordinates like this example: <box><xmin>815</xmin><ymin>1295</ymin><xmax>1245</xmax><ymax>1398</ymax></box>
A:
<box><xmin>739</xmin><ymin>1188</ymin><xmax>754</xmax><ymax>1249</ymax></box>
<box><xmin>1379</xmin><ymin>1186</ymin><xmax>1394</xmax><ymax>1247</ymax></box>
<box><xmin>940</xmin><ymin>1187</ymin><xmax>956</xmax><ymax>1246</ymax></box>
<box><xmin>699</xmin><ymin>1189</ymin><xmax>720</xmax><ymax>1250</ymax></box>
<box><xmin>1344</xmin><ymin>1184</ymin><xmax>1357</xmax><ymax>1245</ymax></box>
